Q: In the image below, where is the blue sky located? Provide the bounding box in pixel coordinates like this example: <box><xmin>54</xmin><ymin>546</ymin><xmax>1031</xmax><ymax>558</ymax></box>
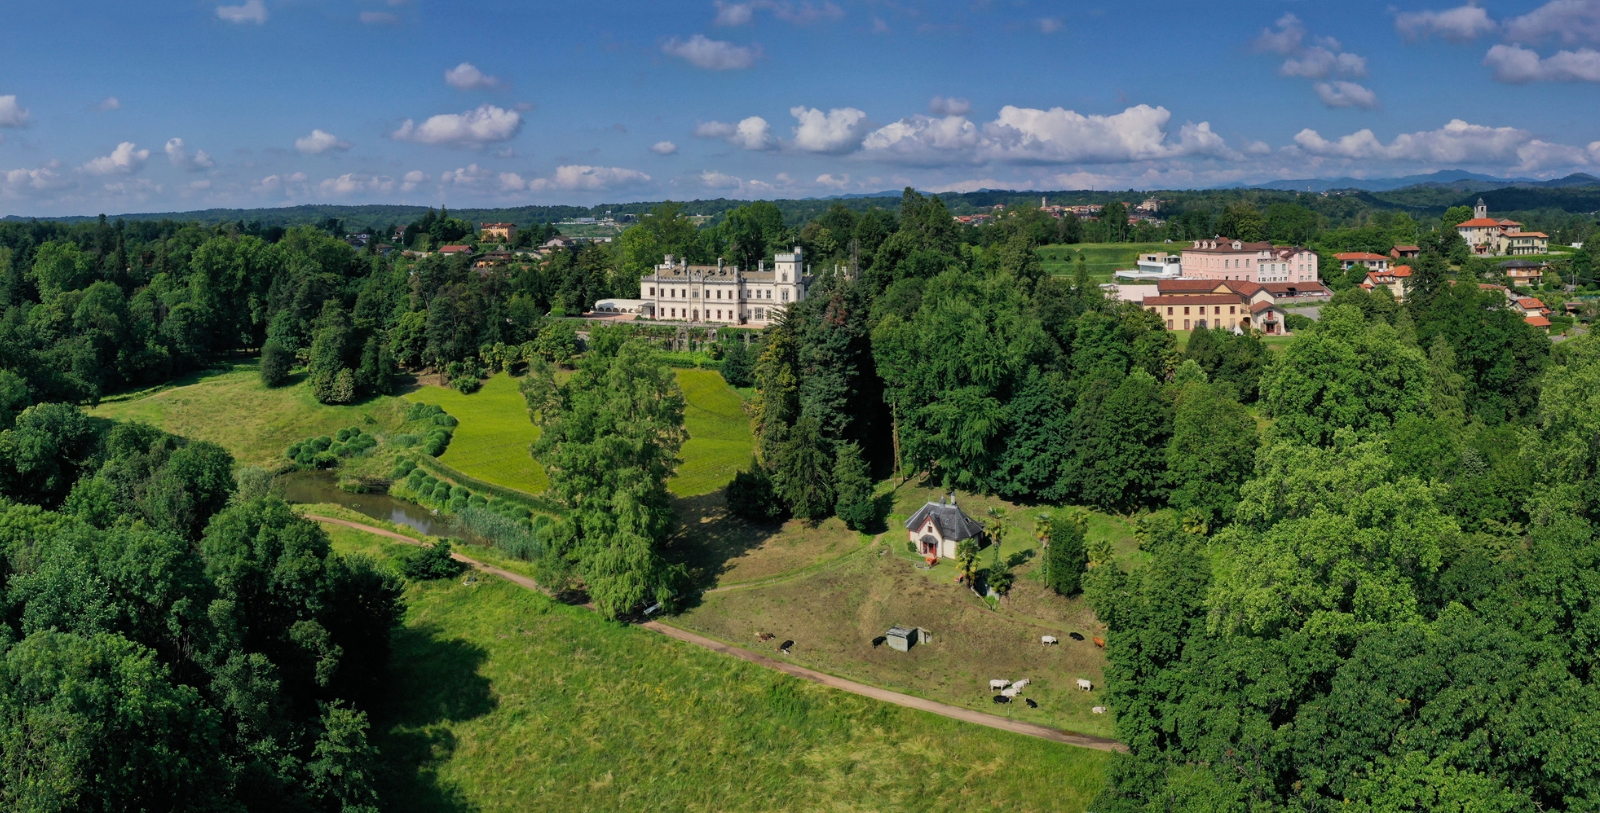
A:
<box><xmin>2</xmin><ymin>0</ymin><xmax>1599</xmax><ymax>215</ymax></box>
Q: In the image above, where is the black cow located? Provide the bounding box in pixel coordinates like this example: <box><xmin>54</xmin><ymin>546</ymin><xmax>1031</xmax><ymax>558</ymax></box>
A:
<box><xmin>992</xmin><ymin>695</ymin><xmax>1010</xmax><ymax>705</ymax></box>
<box><xmin>1068</xmin><ymin>632</ymin><xmax>1085</xmax><ymax>641</ymax></box>
<box><xmin>779</xmin><ymin>640</ymin><xmax>794</xmax><ymax>653</ymax></box>
<box><xmin>872</xmin><ymin>636</ymin><xmax>887</xmax><ymax>648</ymax></box>
<box><xmin>1025</xmin><ymin>698</ymin><xmax>1038</xmax><ymax>709</ymax></box>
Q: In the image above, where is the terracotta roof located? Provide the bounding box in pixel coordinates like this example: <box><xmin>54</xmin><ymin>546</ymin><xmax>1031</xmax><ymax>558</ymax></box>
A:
<box><xmin>1508</xmin><ymin>231</ymin><xmax>1549</xmax><ymax>238</ymax></box>
<box><xmin>1392</xmin><ymin>245</ymin><xmax>1420</xmax><ymax>252</ymax></box>
<box><xmin>438</xmin><ymin>245</ymin><xmax>472</xmax><ymax>253</ymax></box>
<box><xmin>1518</xmin><ymin>297</ymin><xmax>1547</xmax><ymax>308</ymax></box>
<box><xmin>1391</xmin><ymin>265</ymin><xmax>1413</xmax><ymax>277</ymax></box>
<box><xmin>1144</xmin><ymin>295</ymin><xmax>1248</xmax><ymax>307</ymax></box>
<box><xmin>1259</xmin><ymin>281</ymin><xmax>1331</xmax><ymax>296</ymax></box>
<box><xmin>1525</xmin><ymin>315</ymin><xmax>1551</xmax><ymax>327</ymax></box>
<box><xmin>1336</xmin><ymin>252</ymin><xmax>1388</xmax><ymax>261</ymax></box>
<box><xmin>1456</xmin><ymin>218</ymin><xmax>1504</xmax><ymax>228</ymax></box>
<box><xmin>1251</xmin><ymin>301</ymin><xmax>1279</xmax><ymax>314</ymax></box>
<box><xmin>1156</xmin><ymin>279</ymin><xmax>1262</xmax><ymax>297</ymax></box>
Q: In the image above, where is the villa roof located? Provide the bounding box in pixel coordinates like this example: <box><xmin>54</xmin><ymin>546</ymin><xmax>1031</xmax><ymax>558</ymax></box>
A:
<box><xmin>1392</xmin><ymin>245</ymin><xmax>1421</xmax><ymax>252</ymax></box>
<box><xmin>1145</xmin><ymin>294</ymin><xmax>1248</xmax><ymax>306</ymax></box>
<box><xmin>1251</xmin><ymin>300</ymin><xmax>1280</xmax><ymax>314</ymax></box>
<box><xmin>1526</xmin><ymin>315</ymin><xmax>1552</xmax><ymax>327</ymax></box>
<box><xmin>1508</xmin><ymin>231</ymin><xmax>1549</xmax><ymax>238</ymax></box>
<box><xmin>1457</xmin><ymin>218</ymin><xmax>1505</xmax><ymax>228</ymax></box>
<box><xmin>1391</xmin><ymin>265</ymin><xmax>1413</xmax><ymax>277</ymax></box>
<box><xmin>1518</xmin><ymin>297</ymin><xmax>1547</xmax><ymax>308</ymax></box>
<box><xmin>1336</xmin><ymin>252</ymin><xmax>1388</xmax><ymax>261</ymax></box>
<box><xmin>904</xmin><ymin>500</ymin><xmax>985</xmax><ymax>542</ymax></box>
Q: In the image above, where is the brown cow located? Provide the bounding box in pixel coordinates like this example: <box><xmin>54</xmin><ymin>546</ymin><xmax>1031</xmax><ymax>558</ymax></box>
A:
<box><xmin>1092</xmin><ymin>636</ymin><xmax>1105</xmax><ymax>649</ymax></box>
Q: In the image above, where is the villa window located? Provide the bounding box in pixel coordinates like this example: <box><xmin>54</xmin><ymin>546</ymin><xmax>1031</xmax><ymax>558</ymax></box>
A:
<box><xmin>1184</xmin><ymin>306</ymin><xmax>1191</xmax><ymax>315</ymax></box>
<box><xmin>649</xmin><ymin>287</ymin><xmax>655</xmax><ymax>296</ymax></box>
<box><xmin>1166</xmin><ymin>306</ymin><xmax>1173</xmax><ymax>315</ymax></box>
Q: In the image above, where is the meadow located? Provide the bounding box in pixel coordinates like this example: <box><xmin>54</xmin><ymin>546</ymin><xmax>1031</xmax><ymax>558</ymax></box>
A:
<box><xmin>670</xmin><ymin>368</ymin><xmax>755</xmax><ymax>496</ymax></box>
<box><xmin>403</xmin><ymin>373</ymin><xmax>549</xmax><ymax>496</ymax></box>
<box><xmin>1039</xmin><ymin>242</ymin><xmax>1173</xmax><ymax>282</ymax></box>
<box><xmin>91</xmin><ymin>362</ymin><xmax>407</xmax><ymax>467</ymax></box>
<box><xmin>665</xmin><ymin>483</ymin><xmax>1143</xmax><ymax>740</ymax></box>
<box><xmin>321</xmin><ymin>522</ymin><xmax>1113</xmax><ymax>812</ymax></box>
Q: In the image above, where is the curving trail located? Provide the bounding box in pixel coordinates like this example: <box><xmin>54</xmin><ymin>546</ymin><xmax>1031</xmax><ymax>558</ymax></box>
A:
<box><xmin>305</xmin><ymin>513</ymin><xmax>1127</xmax><ymax>754</ymax></box>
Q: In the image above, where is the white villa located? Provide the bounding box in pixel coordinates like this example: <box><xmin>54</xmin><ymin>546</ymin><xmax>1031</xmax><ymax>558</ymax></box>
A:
<box><xmin>1456</xmin><ymin>199</ymin><xmax>1550</xmax><ymax>256</ymax></box>
<box><xmin>638</xmin><ymin>247</ymin><xmax>812</xmax><ymax>326</ymax></box>
<box><xmin>1180</xmin><ymin>238</ymin><xmax>1321</xmax><ymax>284</ymax></box>
<box><xmin>904</xmin><ymin>496</ymin><xmax>985</xmax><ymax>561</ymax></box>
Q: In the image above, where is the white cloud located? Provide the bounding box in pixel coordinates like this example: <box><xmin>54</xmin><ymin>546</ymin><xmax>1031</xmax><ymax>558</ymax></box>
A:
<box><xmin>83</xmin><ymin>142</ymin><xmax>151</xmax><ymax>175</ymax></box>
<box><xmin>1255</xmin><ymin>13</ymin><xmax>1306</xmax><ymax>55</ymax></box>
<box><xmin>1485</xmin><ymin>43</ymin><xmax>1600</xmax><ymax>82</ymax></box>
<box><xmin>1245</xmin><ymin>140</ymin><xmax>1273</xmax><ymax>155</ymax></box>
<box><xmin>401</xmin><ymin>170</ymin><xmax>428</xmax><ymax>191</ymax></box>
<box><xmin>928</xmin><ymin>96</ymin><xmax>970</xmax><ymax>116</ymax></box>
<box><xmin>295</xmin><ymin>129</ymin><xmax>351</xmax><ymax>154</ymax></box>
<box><xmin>1281</xmin><ymin>47</ymin><xmax>1368</xmax><ymax>78</ymax></box>
<box><xmin>95</xmin><ymin>96</ymin><xmax>121</xmax><ymax>112</ymax></box>
<box><xmin>1504</xmin><ymin>0</ymin><xmax>1600</xmax><ymax>46</ymax></box>
<box><xmin>444</xmin><ymin>62</ymin><xmax>501</xmax><ymax>90</ymax></box>
<box><xmin>253</xmin><ymin>171</ymin><xmax>308</xmax><ymax>196</ymax></box>
<box><xmin>861</xmin><ymin>114</ymin><xmax>982</xmax><ymax>165</ymax></box>
<box><xmin>360</xmin><ymin>11</ymin><xmax>398</xmax><ymax>25</ymax></box>
<box><xmin>319</xmin><ymin>173</ymin><xmax>396</xmax><ymax>196</ymax></box>
<box><xmin>693</xmin><ymin>170</ymin><xmax>746</xmax><ymax>190</ymax></box>
<box><xmin>695</xmin><ymin>116</ymin><xmax>776</xmax><ymax>150</ymax></box>
<box><xmin>1314</xmin><ymin>81</ymin><xmax>1381</xmax><ymax>109</ymax></box>
<box><xmin>393</xmin><ymin>104</ymin><xmax>523</xmax><ymax>146</ymax></box>
<box><xmin>440</xmin><ymin>164</ymin><xmax>493</xmax><ymax>187</ymax></box>
<box><xmin>216</xmin><ymin>0</ymin><xmax>267</xmax><ymax>24</ymax></box>
<box><xmin>662</xmin><ymin>35</ymin><xmax>761</xmax><ymax>69</ymax></box>
<box><xmin>1394</xmin><ymin>4</ymin><xmax>1498</xmax><ymax>42</ymax></box>
<box><xmin>0</xmin><ymin>161</ymin><xmax>72</xmax><ymax>198</ymax></box>
<box><xmin>714</xmin><ymin>1</ymin><xmax>843</xmax><ymax>26</ymax></box>
<box><xmin>528</xmin><ymin>165</ymin><xmax>653</xmax><ymax>191</ymax></box>
<box><xmin>1038</xmin><ymin>18</ymin><xmax>1063</xmax><ymax>34</ymax></box>
<box><xmin>0</xmin><ymin>96</ymin><xmax>31</xmax><ymax>128</ymax></box>
<box><xmin>1292</xmin><ymin>119</ymin><xmax>1541</xmax><ymax>165</ymax></box>
<box><xmin>651</xmin><ymin>140</ymin><xmax>679</xmax><ymax>155</ymax></box>
<box><xmin>789</xmin><ymin>106</ymin><xmax>871</xmax><ymax>153</ymax></box>
<box><xmin>815</xmin><ymin>173</ymin><xmax>851</xmax><ymax>189</ymax></box>
<box><xmin>165</xmin><ymin>138</ymin><xmax>215</xmax><ymax>172</ymax></box>
<box><xmin>498</xmin><ymin>172</ymin><xmax>528</xmax><ymax>192</ymax></box>
<box><xmin>981</xmin><ymin>105</ymin><xmax>1234</xmax><ymax>164</ymax></box>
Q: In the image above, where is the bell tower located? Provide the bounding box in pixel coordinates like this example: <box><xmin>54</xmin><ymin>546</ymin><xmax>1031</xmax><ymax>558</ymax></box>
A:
<box><xmin>1474</xmin><ymin>198</ymin><xmax>1487</xmax><ymax>220</ymax></box>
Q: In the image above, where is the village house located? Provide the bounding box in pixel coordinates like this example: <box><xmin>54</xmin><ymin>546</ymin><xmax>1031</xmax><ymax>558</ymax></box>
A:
<box><xmin>1141</xmin><ymin>278</ymin><xmax>1320</xmax><ymax>335</ymax></box>
<box><xmin>1180</xmin><ymin>237</ymin><xmax>1320</xmax><ymax>284</ymax></box>
<box><xmin>1336</xmin><ymin>252</ymin><xmax>1390</xmax><ymax>273</ymax></box>
<box><xmin>638</xmin><ymin>247</ymin><xmax>812</xmax><ymax>326</ymax></box>
<box><xmin>1361</xmin><ymin>265</ymin><xmax>1413</xmax><ymax>301</ymax></box>
<box><xmin>1499</xmin><ymin>259</ymin><xmax>1550</xmax><ymax>286</ymax></box>
<box><xmin>904</xmin><ymin>496</ymin><xmax>985</xmax><ymax>561</ymax></box>
<box><xmin>1391</xmin><ymin>245</ymin><xmax>1421</xmax><ymax>260</ymax></box>
<box><xmin>1456</xmin><ymin>199</ymin><xmax>1550</xmax><ymax>256</ymax></box>
<box><xmin>480</xmin><ymin>222</ymin><xmax>516</xmax><ymax>243</ymax></box>
<box><xmin>437</xmin><ymin>244</ymin><xmax>473</xmax><ymax>256</ymax></box>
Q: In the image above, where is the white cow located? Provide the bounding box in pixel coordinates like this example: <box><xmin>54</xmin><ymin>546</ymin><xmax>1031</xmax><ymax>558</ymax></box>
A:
<box><xmin>1012</xmin><ymin>678</ymin><xmax>1030</xmax><ymax>690</ymax></box>
<box><xmin>1076</xmin><ymin>678</ymin><xmax>1093</xmax><ymax>691</ymax></box>
<box><xmin>1091</xmin><ymin>706</ymin><xmax>1106</xmax><ymax>714</ymax></box>
<box><xmin>1041</xmin><ymin>635</ymin><xmax>1058</xmax><ymax>646</ymax></box>
<box><xmin>989</xmin><ymin>679</ymin><xmax>1011</xmax><ymax>691</ymax></box>
<box><xmin>1001</xmin><ymin>686</ymin><xmax>1021</xmax><ymax>698</ymax></box>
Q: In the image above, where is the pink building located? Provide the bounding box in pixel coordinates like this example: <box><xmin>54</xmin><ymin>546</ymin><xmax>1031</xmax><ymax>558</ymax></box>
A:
<box><xmin>1179</xmin><ymin>237</ymin><xmax>1320</xmax><ymax>284</ymax></box>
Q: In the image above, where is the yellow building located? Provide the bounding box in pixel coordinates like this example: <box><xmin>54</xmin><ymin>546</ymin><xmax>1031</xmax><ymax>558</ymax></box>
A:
<box><xmin>479</xmin><ymin>222</ymin><xmax>516</xmax><ymax>243</ymax></box>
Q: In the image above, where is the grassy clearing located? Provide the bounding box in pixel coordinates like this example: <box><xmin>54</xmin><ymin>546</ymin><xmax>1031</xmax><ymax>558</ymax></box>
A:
<box><xmin>664</xmin><ymin>491</ymin><xmax>873</xmax><ymax>589</ymax></box>
<box><xmin>670</xmin><ymin>369</ymin><xmax>754</xmax><ymax>497</ymax></box>
<box><xmin>1040</xmin><ymin>242</ymin><xmax>1173</xmax><ymax>282</ymax></box>
<box><xmin>668</xmin><ymin>482</ymin><xmax>1142</xmax><ymax>740</ymax></box>
<box><xmin>90</xmin><ymin>362</ymin><xmax>407</xmax><ymax>468</ymax></box>
<box><xmin>403</xmin><ymin>374</ymin><xmax>549</xmax><ymax>496</ymax></box>
<box><xmin>324</xmin><ymin>523</ymin><xmax>1111</xmax><ymax>812</ymax></box>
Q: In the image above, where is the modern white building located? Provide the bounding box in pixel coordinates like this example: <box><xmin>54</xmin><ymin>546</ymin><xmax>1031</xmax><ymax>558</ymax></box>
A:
<box><xmin>639</xmin><ymin>247</ymin><xmax>812</xmax><ymax>326</ymax></box>
<box><xmin>1180</xmin><ymin>237</ymin><xmax>1320</xmax><ymax>284</ymax></box>
<box><xmin>1113</xmin><ymin>252</ymin><xmax>1183</xmax><ymax>280</ymax></box>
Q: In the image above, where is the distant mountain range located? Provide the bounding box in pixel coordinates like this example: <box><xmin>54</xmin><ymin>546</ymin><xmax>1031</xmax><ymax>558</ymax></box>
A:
<box><xmin>1248</xmin><ymin>170</ymin><xmax>1600</xmax><ymax>193</ymax></box>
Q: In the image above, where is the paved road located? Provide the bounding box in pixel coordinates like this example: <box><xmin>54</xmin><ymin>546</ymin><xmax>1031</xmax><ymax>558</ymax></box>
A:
<box><xmin>306</xmin><ymin>513</ymin><xmax>1127</xmax><ymax>754</ymax></box>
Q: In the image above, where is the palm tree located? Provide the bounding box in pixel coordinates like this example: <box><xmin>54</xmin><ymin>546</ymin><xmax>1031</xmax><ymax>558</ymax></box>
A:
<box><xmin>955</xmin><ymin>539</ymin><xmax>980</xmax><ymax>585</ymax></box>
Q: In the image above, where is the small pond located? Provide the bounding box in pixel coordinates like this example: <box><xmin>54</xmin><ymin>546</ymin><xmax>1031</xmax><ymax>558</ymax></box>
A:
<box><xmin>276</xmin><ymin>469</ymin><xmax>468</xmax><ymax>539</ymax></box>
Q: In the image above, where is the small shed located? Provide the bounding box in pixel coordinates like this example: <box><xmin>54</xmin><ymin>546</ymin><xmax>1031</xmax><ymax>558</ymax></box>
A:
<box><xmin>886</xmin><ymin>625</ymin><xmax>917</xmax><ymax>652</ymax></box>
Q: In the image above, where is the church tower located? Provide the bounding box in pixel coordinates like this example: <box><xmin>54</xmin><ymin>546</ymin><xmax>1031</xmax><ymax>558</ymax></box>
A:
<box><xmin>1475</xmin><ymin>198</ymin><xmax>1487</xmax><ymax>220</ymax></box>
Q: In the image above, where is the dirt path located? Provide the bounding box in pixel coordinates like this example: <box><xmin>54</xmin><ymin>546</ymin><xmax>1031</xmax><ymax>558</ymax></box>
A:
<box><xmin>305</xmin><ymin>513</ymin><xmax>1126</xmax><ymax>754</ymax></box>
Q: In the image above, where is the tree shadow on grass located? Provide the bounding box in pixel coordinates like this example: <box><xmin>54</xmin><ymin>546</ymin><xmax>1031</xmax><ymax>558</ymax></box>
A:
<box><xmin>663</xmin><ymin>489</ymin><xmax>784</xmax><ymax>591</ymax></box>
<box><xmin>370</xmin><ymin>622</ymin><xmax>496</xmax><ymax>813</ymax></box>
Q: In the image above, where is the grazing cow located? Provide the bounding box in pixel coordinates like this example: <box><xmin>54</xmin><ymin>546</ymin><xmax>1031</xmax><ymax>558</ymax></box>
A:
<box><xmin>989</xmin><ymin>679</ymin><xmax>1011</xmax><ymax>691</ymax></box>
<box><xmin>1041</xmin><ymin>635</ymin><xmax>1058</xmax><ymax>646</ymax></box>
<box><xmin>1002</xmin><ymin>686</ymin><xmax>1021</xmax><ymax>698</ymax></box>
<box><xmin>1025</xmin><ymin>698</ymin><xmax>1038</xmax><ymax>709</ymax></box>
<box><xmin>1092</xmin><ymin>636</ymin><xmax>1106</xmax><ymax>649</ymax></box>
<box><xmin>872</xmin><ymin>636</ymin><xmax>887</xmax><ymax>648</ymax></box>
<box><xmin>1068</xmin><ymin>632</ymin><xmax>1084</xmax><ymax>641</ymax></box>
<box><xmin>779</xmin><ymin>640</ymin><xmax>794</xmax><ymax>654</ymax></box>
<box><xmin>1012</xmin><ymin>678</ymin><xmax>1030</xmax><ymax>689</ymax></box>
<box><xmin>757</xmin><ymin>632</ymin><xmax>775</xmax><ymax>642</ymax></box>
<box><xmin>992</xmin><ymin>695</ymin><xmax>1010</xmax><ymax>705</ymax></box>
<box><xmin>1076</xmin><ymin>679</ymin><xmax>1093</xmax><ymax>691</ymax></box>
<box><xmin>1091</xmin><ymin>706</ymin><xmax>1106</xmax><ymax>714</ymax></box>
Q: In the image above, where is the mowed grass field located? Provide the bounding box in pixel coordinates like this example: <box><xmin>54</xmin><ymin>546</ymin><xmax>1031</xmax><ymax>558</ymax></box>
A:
<box><xmin>403</xmin><ymin>374</ymin><xmax>549</xmax><ymax>496</ymax></box>
<box><xmin>1039</xmin><ymin>242</ymin><xmax>1173</xmax><ymax>282</ymax></box>
<box><xmin>91</xmin><ymin>362</ymin><xmax>407</xmax><ymax>467</ymax></box>
<box><xmin>322</xmin><ymin>524</ymin><xmax>1112</xmax><ymax>812</ymax></box>
<box><xmin>671</xmin><ymin>369</ymin><xmax>754</xmax><ymax>497</ymax></box>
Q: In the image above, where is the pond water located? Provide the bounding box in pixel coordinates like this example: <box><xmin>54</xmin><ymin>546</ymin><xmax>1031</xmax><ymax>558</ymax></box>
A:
<box><xmin>276</xmin><ymin>469</ymin><xmax>464</xmax><ymax>539</ymax></box>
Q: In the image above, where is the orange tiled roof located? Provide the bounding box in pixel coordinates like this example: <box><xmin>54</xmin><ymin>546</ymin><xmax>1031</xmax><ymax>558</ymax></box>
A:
<box><xmin>1525</xmin><ymin>315</ymin><xmax>1552</xmax><ymax>327</ymax></box>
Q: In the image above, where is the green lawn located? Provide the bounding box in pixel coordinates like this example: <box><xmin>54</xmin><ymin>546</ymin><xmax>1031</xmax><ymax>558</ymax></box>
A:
<box><xmin>90</xmin><ymin>362</ymin><xmax>407</xmax><ymax>468</ymax></box>
<box><xmin>670</xmin><ymin>369</ymin><xmax>754</xmax><ymax>497</ymax></box>
<box><xmin>404</xmin><ymin>374</ymin><xmax>549</xmax><ymax>496</ymax></box>
<box><xmin>324</xmin><ymin>525</ymin><xmax>1112</xmax><ymax>812</ymax></box>
<box><xmin>1040</xmin><ymin>242</ymin><xmax>1174</xmax><ymax>282</ymax></box>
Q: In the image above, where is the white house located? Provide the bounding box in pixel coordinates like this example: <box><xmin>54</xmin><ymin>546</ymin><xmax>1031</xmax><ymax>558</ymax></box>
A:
<box><xmin>904</xmin><ymin>497</ymin><xmax>985</xmax><ymax>560</ymax></box>
<box><xmin>1457</xmin><ymin>199</ymin><xmax>1550</xmax><ymax>256</ymax></box>
<box><xmin>638</xmin><ymin>247</ymin><xmax>812</xmax><ymax>326</ymax></box>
